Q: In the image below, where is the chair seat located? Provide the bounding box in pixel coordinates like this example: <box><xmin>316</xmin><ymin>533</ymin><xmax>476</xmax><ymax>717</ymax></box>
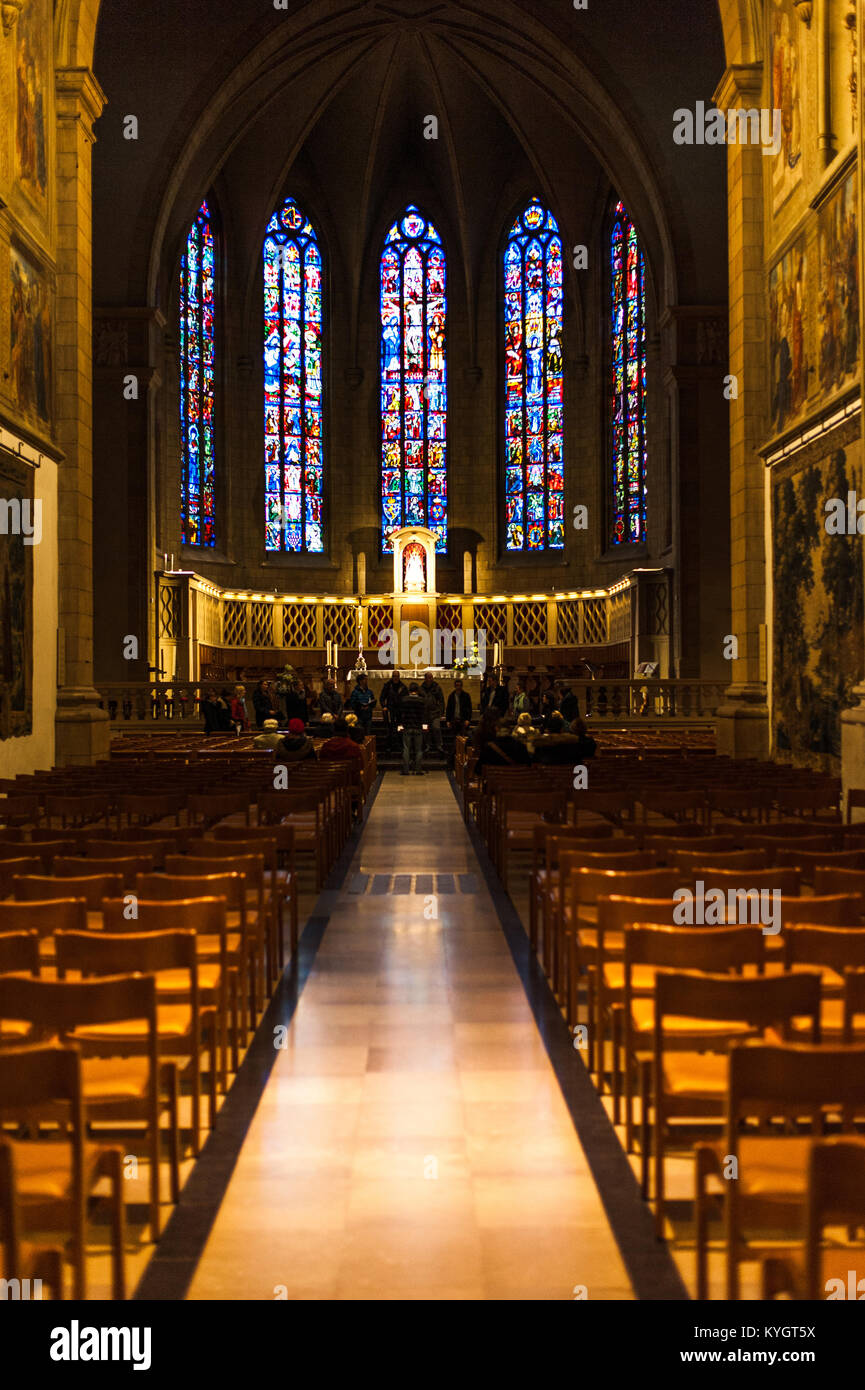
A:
<box><xmin>660</xmin><ymin>1050</ymin><xmax>733</xmax><ymax>1097</ymax></box>
<box><xmin>157</xmin><ymin>964</ymin><xmax>222</xmax><ymax>994</ymax></box>
<box><xmin>703</xmin><ymin>1136</ymin><xmax>812</xmax><ymax>1198</ymax></box>
<box><xmin>71</xmin><ymin>1003</ymin><xmax>192</xmax><ymax>1043</ymax></box>
<box><xmin>575</xmin><ymin>928</ymin><xmax>623</xmax><ymax>957</ymax></box>
<box><xmin>12</xmin><ymin>1140</ymin><xmax>106</xmax><ymax>1201</ymax></box>
<box><xmin>197</xmin><ymin>932</ymin><xmax>242</xmax><ymax>958</ymax></box>
<box><xmin>790</xmin><ymin>998</ymin><xmax>846</xmax><ymax>1038</ymax></box>
<box><xmin>0</xmin><ymin>1019</ymin><xmax>34</xmax><ymax>1041</ymax></box>
<box><xmin>80</xmin><ymin>1055</ymin><xmax>152</xmax><ymax>1101</ymax></box>
<box><xmin>602</xmin><ymin>962</ymin><xmax>657</xmax><ymax>992</ymax></box>
<box><xmin>632</xmin><ymin>1000</ymin><xmax>758</xmax><ymax>1041</ymax></box>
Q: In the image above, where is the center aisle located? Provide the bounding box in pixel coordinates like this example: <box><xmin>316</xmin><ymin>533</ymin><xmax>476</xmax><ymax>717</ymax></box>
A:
<box><xmin>187</xmin><ymin>774</ymin><xmax>634</xmax><ymax>1301</ymax></box>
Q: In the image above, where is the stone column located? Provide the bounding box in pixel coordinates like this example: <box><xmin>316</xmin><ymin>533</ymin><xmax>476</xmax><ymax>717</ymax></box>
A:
<box><xmin>713</xmin><ymin>63</ymin><xmax>770</xmax><ymax>759</ymax></box>
<box><xmin>53</xmin><ymin>67</ymin><xmax>109</xmax><ymax>765</ymax></box>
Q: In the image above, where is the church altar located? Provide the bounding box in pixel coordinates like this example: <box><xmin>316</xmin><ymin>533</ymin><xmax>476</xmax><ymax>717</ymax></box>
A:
<box><xmin>362</xmin><ymin>668</ymin><xmax>482</xmax><ymax>707</ymax></box>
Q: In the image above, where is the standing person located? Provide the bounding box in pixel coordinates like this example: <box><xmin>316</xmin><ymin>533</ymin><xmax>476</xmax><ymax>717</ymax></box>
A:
<box><xmin>398</xmin><ymin>681</ymin><xmax>427</xmax><ymax>776</ymax></box>
<box><xmin>252</xmin><ymin>679</ymin><xmax>273</xmax><ymax>729</ymax></box>
<box><xmin>479</xmin><ymin>672</ymin><xmax>495</xmax><ymax>715</ymax></box>
<box><xmin>559</xmin><ymin>683</ymin><xmax>580</xmax><ymax>725</ymax></box>
<box><xmin>420</xmin><ymin>670</ymin><xmax>445</xmax><ymax>754</ymax></box>
<box><xmin>513</xmin><ymin>678</ymin><xmax>531</xmax><ymax>717</ymax></box>
<box><xmin>284</xmin><ymin>680</ymin><xmax>308</xmax><ymax>724</ymax></box>
<box><xmin>491</xmin><ymin>677</ymin><xmax>510</xmax><ymax>717</ymax></box>
<box><xmin>348</xmin><ymin>673</ymin><xmax>375</xmax><ymax>736</ymax></box>
<box><xmin>201</xmin><ymin>690</ymin><xmax>220</xmax><ymax>735</ymax></box>
<box><xmin>318</xmin><ymin>676</ymin><xmax>343</xmax><ymax>719</ymax></box>
<box><xmin>380</xmin><ymin>670</ymin><xmax>408</xmax><ymax>749</ymax></box>
<box><xmin>230</xmin><ymin>684</ymin><xmax>250</xmax><ymax>731</ymax></box>
<box><xmin>215</xmin><ymin>689</ymin><xmax>234</xmax><ymax>732</ymax></box>
<box><xmin>445</xmin><ymin>677</ymin><xmax>472</xmax><ymax>734</ymax></box>
<box><xmin>541</xmin><ymin>680</ymin><xmax>559</xmax><ymax>721</ymax></box>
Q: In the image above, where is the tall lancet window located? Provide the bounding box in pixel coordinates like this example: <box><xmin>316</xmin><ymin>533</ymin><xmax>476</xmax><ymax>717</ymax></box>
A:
<box><xmin>504</xmin><ymin>198</ymin><xmax>564</xmax><ymax>552</ymax></box>
<box><xmin>609</xmin><ymin>198</ymin><xmax>647</xmax><ymax>545</ymax></box>
<box><xmin>263</xmin><ymin>197</ymin><xmax>324</xmax><ymax>553</ymax></box>
<box><xmin>380</xmin><ymin>206</ymin><xmax>447</xmax><ymax>553</ymax></box>
<box><xmin>180</xmin><ymin>199</ymin><xmax>216</xmax><ymax>546</ymax></box>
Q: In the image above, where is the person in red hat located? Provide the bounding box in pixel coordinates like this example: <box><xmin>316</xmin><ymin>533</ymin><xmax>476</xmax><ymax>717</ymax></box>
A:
<box><xmin>275</xmin><ymin>717</ymin><xmax>316</xmax><ymax>762</ymax></box>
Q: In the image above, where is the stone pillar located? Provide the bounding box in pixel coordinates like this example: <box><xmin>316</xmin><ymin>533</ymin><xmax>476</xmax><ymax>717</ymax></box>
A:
<box><xmin>713</xmin><ymin>63</ymin><xmax>770</xmax><ymax>759</ymax></box>
<box><xmin>53</xmin><ymin>67</ymin><xmax>109</xmax><ymax>765</ymax></box>
<box><xmin>660</xmin><ymin>306</ymin><xmax>730</xmax><ymax>681</ymax></box>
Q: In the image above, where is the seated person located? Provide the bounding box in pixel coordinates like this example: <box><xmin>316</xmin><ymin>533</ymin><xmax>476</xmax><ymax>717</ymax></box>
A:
<box><xmin>276</xmin><ymin>717</ymin><xmax>316</xmax><ymax>762</ymax></box>
<box><xmin>319</xmin><ymin>717</ymin><xmax>364</xmax><ymax>763</ymax></box>
<box><xmin>474</xmin><ymin>710</ymin><xmax>532</xmax><ymax>768</ymax></box>
<box><xmin>344</xmin><ymin>712</ymin><xmax>365</xmax><ymax>745</ymax></box>
<box><xmin>253</xmin><ymin>717</ymin><xmax>283</xmax><ymax>750</ymax></box>
<box><xmin>533</xmin><ymin>711</ymin><xmax>596</xmax><ymax>764</ymax></box>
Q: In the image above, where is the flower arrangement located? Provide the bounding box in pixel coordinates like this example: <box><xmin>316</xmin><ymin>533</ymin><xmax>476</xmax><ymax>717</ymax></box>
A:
<box><xmin>453</xmin><ymin>640</ymin><xmax>481</xmax><ymax>676</ymax></box>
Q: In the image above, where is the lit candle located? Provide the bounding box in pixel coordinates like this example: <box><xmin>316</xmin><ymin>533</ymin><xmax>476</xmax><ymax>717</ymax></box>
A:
<box><xmin>334</xmin><ymin>644</ymin><xmax>338</xmax><ymax>668</ymax></box>
<box><xmin>326</xmin><ymin>639</ymin><xmax>332</xmax><ymax>666</ymax></box>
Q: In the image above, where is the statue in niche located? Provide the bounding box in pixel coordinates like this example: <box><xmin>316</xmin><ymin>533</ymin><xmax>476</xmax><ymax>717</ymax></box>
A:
<box><xmin>403</xmin><ymin>541</ymin><xmax>426</xmax><ymax>593</ymax></box>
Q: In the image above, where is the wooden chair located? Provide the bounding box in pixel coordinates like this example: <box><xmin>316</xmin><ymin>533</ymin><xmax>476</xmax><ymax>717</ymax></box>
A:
<box><xmin>183</xmin><ymin>839</ymin><xmax>290</xmax><ymax>977</ymax></box>
<box><xmin>652</xmin><ymin>973</ymin><xmax>820</xmax><ymax>1254</ymax></box>
<box><xmin>0</xmin><ymin>1138</ymin><xmax>65</xmax><ymax>1299</ymax></box>
<box><xmin>761</xmin><ymin>1139</ymin><xmax>865</xmax><ymax>1299</ymax></box>
<box><xmin>258</xmin><ymin>790</ymin><xmax>327</xmax><ymax>889</ymax></box>
<box><xmin>55</xmin><ymin>928</ymin><xmax>216</xmax><ymax>1159</ymax></box>
<box><xmin>12</xmin><ymin>874</ymin><xmax>124</xmax><ymax>912</ymax></box>
<box><xmin>44</xmin><ymin>795</ymin><xmax>112</xmax><ymax>831</ymax></box>
<box><xmin>212</xmin><ymin>825</ymin><xmax>298</xmax><ymax>962</ymax></box>
<box><xmin>83</xmin><ymin>839</ymin><xmax>173</xmax><ymax>870</ymax></box>
<box><xmin>0</xmin><ymin>857</ymin><xmax>45</xmax><ymax>897</ymax></box>
<box><xmin>0</xmin><ymin>973</ymin><xmax>172</xmax><ymax>1243</ymax></box>
<box><xmin>846</xmin><ymin>789</ymin><xmax>865</xmax><ymax>825</ymax></box>
<box><xmin>0</xmin><ymin>1043</ymin><xmax>126</xmax><ymax>1299</ymax></box>
<box><xmin>135</xmin><ymin>872</ymin><xmax>256</xmax><ymax>1037</ymax></box>
<box><xmin>671</xmin><ymin>848</ymin><xmax>770</xmax><ymax>874</ymax></box>
<box><xmin>53</xmin><ymin>855</ymin><xmax>155</xmax><ymax>890</ymax></box>
<box><xmin>187</xmin><ymin>792</ymin><xmax>251</xmax><ymax>830</ymax></box>
<box><xmin>695</xmin><ymin>1041</ymin><xmax>865</xmax><ymax>1300</ymax></box>
<box><xmin>117</xmin><ymin>793</ymin><xmax>186</xmax><ymax>830</ymax></box>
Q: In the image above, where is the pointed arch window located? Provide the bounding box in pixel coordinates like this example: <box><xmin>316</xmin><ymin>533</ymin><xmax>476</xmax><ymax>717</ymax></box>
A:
<box><xmin>180</xmin><ymin>199</ymin><xmax>216</xmax><ymax>546</ymax></box>
<box><xmin>263</xmin><ymin>197</ymin><xmax>324</xmax><ymax>553</ymax></box>
<box><xmin>609</xmin><ymin>198</ymin><xmax>647</xmax><ymax>545</ymax></box>
<box><xmin>380</xmin><ymin>205</ymin><xmax>447</xmax><ymax>553</ymax></box>
<box><xmin>503</xmin><ymin>198</ymin><xmax>564</xmax><ymax>552</ymax></box>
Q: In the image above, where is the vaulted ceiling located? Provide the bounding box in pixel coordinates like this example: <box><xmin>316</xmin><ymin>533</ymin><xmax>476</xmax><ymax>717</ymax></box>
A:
<box><xmin>92</xmin><ymin>0</ymin><xmax>728</xmax><ymax>325</ymax></box>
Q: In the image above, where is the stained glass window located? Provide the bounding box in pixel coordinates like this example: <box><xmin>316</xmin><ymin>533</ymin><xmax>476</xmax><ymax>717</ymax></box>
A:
<box><xmin>380</xmin><ymin>206</ymin><xmax>447</xmax><ymax>553</ymax></box>
<box><xmin>180</xmin><ymin>199</ymin><xmax>215</xmax><ymax>546</ymax></box>
<box><xmin>504</xmin><ymin>199</ymin><xmax>564</xmax><ymax>552</ymax></box>
<box><xmin>609</xmin><ymin>199</ymin><xmax>647</xmax><ymax>545</ymax></box>
<box><xmin>263</xmin><ymin>197</ymin><xmax>324</xmax><ymax>553</ymax></box>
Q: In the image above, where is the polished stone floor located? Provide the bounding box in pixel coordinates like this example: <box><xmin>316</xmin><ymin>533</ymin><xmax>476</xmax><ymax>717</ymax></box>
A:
<box><xmin>188</xmin><ymin>775</ymin><xmax>634</xmax><ymax>1301</ymax></box>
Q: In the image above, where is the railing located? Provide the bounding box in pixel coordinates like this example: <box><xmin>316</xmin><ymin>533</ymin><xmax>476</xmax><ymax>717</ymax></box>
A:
<box><xmin>97</xmin><ymin>680</ymin><xmax>727</xmax><ymax>726</ymax></box>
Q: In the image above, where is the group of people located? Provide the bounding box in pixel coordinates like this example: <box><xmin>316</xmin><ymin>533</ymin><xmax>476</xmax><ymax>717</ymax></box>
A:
<box><xmin>199</xmin><ymin>668</ymin><xmax>595</xmax><ymax>773</ymax></box>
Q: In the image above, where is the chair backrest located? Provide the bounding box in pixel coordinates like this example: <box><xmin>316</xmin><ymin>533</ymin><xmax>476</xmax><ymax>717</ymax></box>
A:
<box><xmin>814</xmin><ymin>866</ymin><xmax>865</xmax><ymax>900</ymax></box>
<box><xmin>164</xmin><ymin>853</ymin><xmax>264</xmax><ymax>893</ymax></box>
<box><xmin>775</xmin><ymin>895</ymin><xmax>863</xmax><ymax>927</ymax></box>
<box><xmin>12</xmin><ymin>874</ymin><xmax>124</xmax><ymax>910</ymax></box>
<box><xmin>187</xmin><ymin>792</ymin><xmax>251</xmax><ymax>825</ymax></box>
<box><xmin>805</xmin><ymin>1140</ymin><xmax>865</xmax><ymax>1298</ymax></box>
<box><xmin>560</xmin><ymin>849</ymin><xmax>655</xmax><ymax>875</ymax></box>
<box><xmin>671</xmin><ymin>849</ymin><xmax>770</xmax><ymax>873</ymax></box>
<box><xmin>83</xmin><ymin>839</ymin><xmax>172</xmax><ymax>868</ymax></box>
<box><xmin>727</xmin><ymin>1040</ymin><xmax>865</xmax><ymax>1128</ymax></box>
<box><xmin>0</xmin><ymin>931</ymin><xmax>39</xmax><ymax>977</ymax></box>
<box><xmin>185</xmin><ymin>839</ymin><xmax>277</xmax><ymax>872</ymax></box>
<box><xmin>0</xmin><ymin>1043</ymin><xmax>83</xmax><ymax>1126</ymax></box>
<box><xmin>655</xmin><ymin>969</ymin><xmax>821</xmax><ymax>1040</ymax></box>
<box><xmin>257</xmin><ymin>790</ymin><xmax>323</xmax><ymax>822</ymax></box>
<box><xmin>596</xmin><ymin>894</ymin><xmax>682</xmax><ymax>934</ymax></box>
<box><xmin>644</xmin><ymin>835</ymin><xmax>736</xmax><ymax>863</ymax></box>
<box><xmin>53</xmin><ymin>855</ymin><xmax>154</xmax><ymax>887</ymax></box>
<box><xmin>626</xmin><ymin>924</ymin><xmax>765</xmax><ymax>973</ymax></box>
<box><xmin>775</xmin><ymin>848</ymin><xmax>865</xmax><ymax>876</ymax></box>
<box><xmin>678</xmin><ymin>867</ymin><xmax>801</xmax><ymax>898</ymax></box>
<box><xmin>0</xmin><ymin>898</ymin><xmax>87</xmax><ymax>938</ymax></box>
<box><xmin>571</xmin><ymin>867</ymin><xmax>680</xmax><ymax>909</ymax></box>
<box><xmin>135</xmin><ymin>871</ymin><xmax>245</xmax><ymax>910</ymax></box>
<box><xmin>846</xmin><ymin>789</ymin><xmax>865</xmax><ymax>824</ymax></box>
<box><xmin>0</xmin><ymin>840</ymin><xmax>76</xmax><ymax>869</ymax></box>
<box><xmin>0</xmin><ymin>971</ymin><xmax>157</xmax><ymax>1033</ymax></box>
<box><xmin>102</xmin><ymin>896</ymin><xmax>227</xmax><ymax>937</ymax></box>
<box><xmin>784</xmin><ymin>926</ymin><xmax>865</xmax><ymax>974</ymax></box>
<box><xmin>55</xmin><ymin>928</ymin><xmax>197</xmax><ymax>982</ymax></box>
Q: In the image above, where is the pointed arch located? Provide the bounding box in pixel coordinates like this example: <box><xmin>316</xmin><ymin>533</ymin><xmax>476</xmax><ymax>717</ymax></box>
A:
<box><xmin>179</xmin><ymin>198</ymin><xmax>217</xmax><ymax>546</ymax></box>
<box><xmin>263</xmin><ymin>196</ymin><xmax>324</xmax><ymax>554</ymax></box>
<box><xmin>380</xmin><ymin>205</ymin><xmax>447</xmax><ymax>554</ymax></box>
<box><xmin>503</xmin><ymin>197</ymin><xmax>564</xmax><ymax>552</ymax></box>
